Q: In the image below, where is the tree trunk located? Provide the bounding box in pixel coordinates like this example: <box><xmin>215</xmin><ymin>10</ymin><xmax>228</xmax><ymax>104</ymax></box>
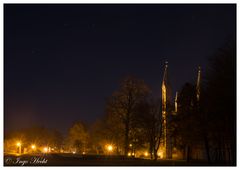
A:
<box><xmin>124</xmin><ymin>120</ymin><xmax>129</xmax><ymax>156</ymax></box>
<box><xmin>149</xmin><ymin>136</ymin><xmax>154</xmax><ymax>160</ymax></box>
<box><xmin>230</xmin><ymin>141</ymin><xmax>236</xmax><ymax>165</ymax></box>
<box><xmin>154</xmin><ymin>149</ymin><xmax>158</xmax><ymax>161</ymax></box>
<box><xmin>203</xmin><ymin>133</ymin><xmax>211</xmax><ymax>164</ymax></box>
<box><xmin>186</xmin><ymin>145</ymin><xmax>191</xmax><ymax>162</ymax></box>
<box><xmin>150</xmin><ymin>142</ymin><xmax>153</xmax><ymax>160</ymax></box>
<box><xmin>182</xmin><ymin>147</ymin><xmax>186</xmax><ymax>160</ymax></box>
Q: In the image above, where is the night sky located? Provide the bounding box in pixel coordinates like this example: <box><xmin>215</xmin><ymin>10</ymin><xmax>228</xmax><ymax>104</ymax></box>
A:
<box><xmin>4</xmin><ymin>4</ymin><xmax>236</xmax><ymax>134</ymax></box>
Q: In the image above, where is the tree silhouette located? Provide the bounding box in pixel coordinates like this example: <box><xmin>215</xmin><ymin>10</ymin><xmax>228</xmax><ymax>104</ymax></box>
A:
<box><xmin>66</xmin><ymin>121</ymin><xmax>89</xmax><ymax>154</ymax></box>
<box><xmin>135</xmin><ymin>98</ymin><xmax>162</xmax><ymax>160</ymax></box>
<box><xmin>205</xmin><ymin>39</ymin><xmax>236</xmax><ymax>164</ymax></box>
<box><xmin>106</xmin><ymin>76</ymin><xmax>150</xmax><ymax>156</ymax></box>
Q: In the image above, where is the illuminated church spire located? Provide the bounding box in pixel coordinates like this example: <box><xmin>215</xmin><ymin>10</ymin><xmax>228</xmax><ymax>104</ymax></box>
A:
<box><xmin>174</xmin><ymin>92</ymin><xmax>178</xmax><ymax>113</ymax></box>
<box><xmin>162</xmin><ymin>61</ymin><xmax>168</xmax><ymax>113</ymax></box>
<box><xmin>161</xmin><ymin>61</ymin><xmax>172</xmax><ymax>159</ymax></box>
<box><xmin>196</xmin><ymin>66</ymin><xmax>201</xmax><ymax>102</ymax></box>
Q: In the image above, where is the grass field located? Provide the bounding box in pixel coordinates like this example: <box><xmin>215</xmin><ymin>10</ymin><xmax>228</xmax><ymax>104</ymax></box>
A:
<box><xmin>4</xmin><ymin>153</ymin><xmax>232</xmax><ymax>166</ymax></box>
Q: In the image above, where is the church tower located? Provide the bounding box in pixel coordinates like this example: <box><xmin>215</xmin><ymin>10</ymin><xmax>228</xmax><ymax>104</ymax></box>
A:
<box><xmin>160</xmin><ymin>61</ymin><xmax>172</xmax><ymax>159</ymax></box>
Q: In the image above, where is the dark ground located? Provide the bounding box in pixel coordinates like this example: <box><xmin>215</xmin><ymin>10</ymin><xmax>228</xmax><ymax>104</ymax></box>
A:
<box><xmin>4</xmin><ymin>153</ymin><xmax>233</xmax><ymax>166</ymax></box>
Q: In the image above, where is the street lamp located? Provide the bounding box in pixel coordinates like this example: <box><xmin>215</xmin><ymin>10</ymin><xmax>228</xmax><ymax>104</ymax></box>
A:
<box><xmin>16</xmin><ymin>142</ymin><xmax>22</xmax><ymax>154</ymax></box>
<box><xmin>16</xmin><ymin>142</ymin><xmax>21</xmax><ymax>147</ymax></box>
<box><xmin>31</xmin><ymin>144</ymin><xmax>36</xmax><ymax>149</ymax></box>
<box><xmin>129</xmin><ymin>143</ymin><xmax>134</xmax><ymax>156</ymax></box>
<box><xmin>144</xmin><ymin>151</ymin><xmax>148</xmax><ymax>157</ymax></box>
<box><xmin>43</xmin><ymin>147</ymin><xmax>48</xmax><ymax>153</ymax></box>
<box><xmin>106</xmin><ymin>144</ymin><xmax>113</xmax><ymax>155</ymax></box>
<box><xmin>107</xmin><ymin>145</ymin><xmax>113</xmax><ymax>152</ymax></box>
<box><xmin>31</xmin><ymin>144</ymin><xmax>36</xmax><ymax>153</ymax></box>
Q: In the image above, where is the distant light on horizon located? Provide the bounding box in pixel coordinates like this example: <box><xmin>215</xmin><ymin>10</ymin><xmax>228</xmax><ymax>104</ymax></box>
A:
<box><xmin>144</xmin><ymin>152</ymin><xmax>148</xmax><ymax>157</ymax></box>
<box><xmin>43</xmin><ymin>147</ymin><xmax>48</xmax><ymax>153</ymax></box>
<box><xmin>31</xmin><ymin>144</ymin><xmax>36</xmax><ymax>149</ymax></box>
<box><xmin>16</xmin><ymin>142</ymin><xmax>21</xmax><ymax>147</ymax></box>
<box><xmin>107</xmin><ymin>145</ymin><xmax>113</xmax><ymax>152</ymax></box>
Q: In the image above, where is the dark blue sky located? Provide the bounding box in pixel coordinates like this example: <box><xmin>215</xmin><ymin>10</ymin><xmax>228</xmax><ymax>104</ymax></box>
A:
<box><xmin>4</xmin><ymin>4</ymin><xmax>236</xmax><ymax>134</ymax></box>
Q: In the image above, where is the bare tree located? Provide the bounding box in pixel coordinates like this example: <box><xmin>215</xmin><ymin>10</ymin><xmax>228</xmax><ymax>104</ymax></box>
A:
<box><xmin>135</xmin><ymin>98</ymin><xmax>163</xmax><ymax>160</ymax></box>
<box><xmin>66</xmin><ymin>121</ymin><xmax>89</xmax><ymax>153</ymax></box>
<box><xmin>106</xmin><ymin>76</ymin><xmax>150</xmax><ymax>156</ymax></box>
<box><xmin>205</xmin><ymin>39</ymin><xmax>236</xmax><ymax>164</ymax></box>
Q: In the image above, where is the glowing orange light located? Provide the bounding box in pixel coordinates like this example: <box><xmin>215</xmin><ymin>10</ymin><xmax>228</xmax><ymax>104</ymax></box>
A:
<box><xmin>144</xmin><ymin>152</ymin><xmax>148</xmax><ymax>156</ymax></box>
<box><xmin>43</xmin><ymin>147</ymin><xmax>48</xmax><ymax>153</ymax></box>
<box><xmin>107</xmin><ymin>145</ymin><xmax>113</xmax><ymax>152</ymax></box>
<box><xmin>31</xmin><ymin>144</ymin><xmax>36</xmax><ymax>149</ymax></box>
<box><xmin>16</xmin><ymin>142</ymin><xmax>21</xmax><ymax>147</ymax></box>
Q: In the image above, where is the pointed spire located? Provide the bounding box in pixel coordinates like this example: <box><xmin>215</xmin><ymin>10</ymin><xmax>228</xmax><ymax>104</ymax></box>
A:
<box><xmin>196</xmin><ymin>66</ymin><xmax>201</xmax><ymax>102</ymax></box>
<box><xmin>162</xmin><ymin>62</ymin><xmax>167</xmax><ymax>109</ymax></box>
<box><xmin>162</xmin><ymin>61</ymin><xmax>168</xmax><ymax>86</ymax></box>
<box><xmin>161</xmin><ymin>61</ymin><xmax>168</xmax><ymax>87</ymax></box>
<box><xmin>175</xmin><ymin>91</ymin><xmax>178</xmax><ymax>113</ymax></box>
<box><xmin>165</xmin><ymin>61</ymin><xmax>168</xmax><ymax>67</ymax></box>
<box><xmin>161</xmin><ymin>61</ymin><xmax>170</xmax><ymax>159</ymax></box>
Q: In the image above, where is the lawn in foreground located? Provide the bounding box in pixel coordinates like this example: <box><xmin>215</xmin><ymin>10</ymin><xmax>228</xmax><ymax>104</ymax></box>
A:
<box><xmin>4</xmin><ymin>153</ymin><xmax>230</xmax><ymax>166</ymax></box>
